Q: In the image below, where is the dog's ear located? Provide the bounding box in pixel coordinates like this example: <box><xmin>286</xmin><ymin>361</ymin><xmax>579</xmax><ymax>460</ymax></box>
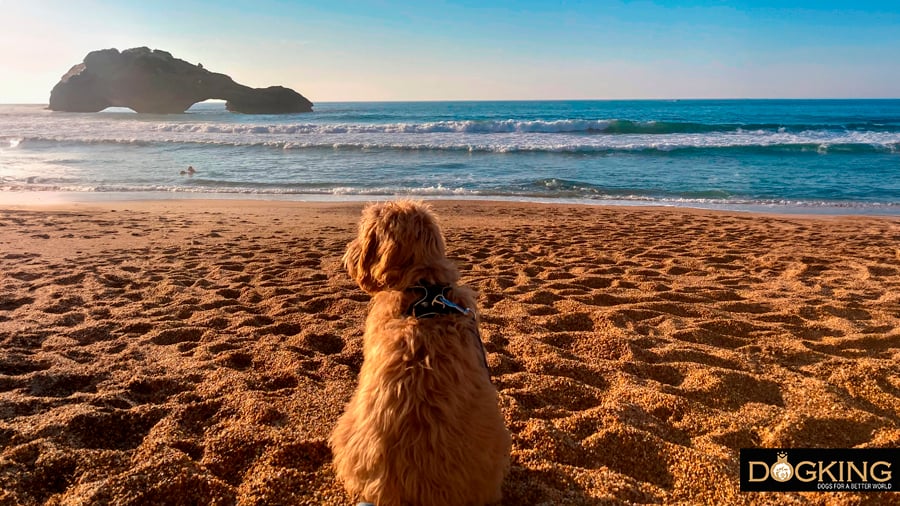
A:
<box><xmin>342</xmin><ymin>237</ymin><xmax>363</xmax><ymax>288</ymax></box>
<box><xmin>343</xmin><ymin>209</ymin><xmax>383</xmax><ymax>293</ymax></box>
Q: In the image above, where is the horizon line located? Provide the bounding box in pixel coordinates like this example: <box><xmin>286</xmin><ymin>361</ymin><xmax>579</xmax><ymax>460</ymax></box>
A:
<box><xmin>5</xmin><ymin>97</ymin><xmax>900</xmax><ymax>107</ymax></box>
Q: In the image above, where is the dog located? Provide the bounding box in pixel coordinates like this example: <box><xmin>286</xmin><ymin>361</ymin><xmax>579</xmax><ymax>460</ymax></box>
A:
<box><xmin>330</xmin><ymin>200</ymin><xmax>510</xmax><ymax>506</ymax></box>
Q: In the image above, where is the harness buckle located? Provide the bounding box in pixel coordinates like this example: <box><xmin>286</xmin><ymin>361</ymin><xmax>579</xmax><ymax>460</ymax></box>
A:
<box><xmin>433</xmin><ymin>293</ymin><xmax>472</xmax><ymax>316</ymax></box>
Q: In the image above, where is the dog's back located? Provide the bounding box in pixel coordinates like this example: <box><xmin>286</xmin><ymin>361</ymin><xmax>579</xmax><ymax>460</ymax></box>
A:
<box><xmin>331</xmin><ymin>287</ymin><xmax>510</xmax><ymax>506</ymax></box>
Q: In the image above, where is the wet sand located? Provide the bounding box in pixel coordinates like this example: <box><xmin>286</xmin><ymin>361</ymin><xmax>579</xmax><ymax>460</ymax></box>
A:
<box><xmin>0</xmin><ymin>200</ymin><xmax>898</xmax><ymax>505</ymax></box>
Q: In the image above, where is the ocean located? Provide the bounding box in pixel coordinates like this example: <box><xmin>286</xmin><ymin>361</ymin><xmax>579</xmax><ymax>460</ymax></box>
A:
<box><xmin>1</xmin><ymin>99</ymin><xmax>899</xmax><ymax>213</ymax></box>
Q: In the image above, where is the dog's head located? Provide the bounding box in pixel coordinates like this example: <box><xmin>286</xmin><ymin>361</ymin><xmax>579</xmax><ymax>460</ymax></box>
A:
<box><xmin>343</xmin><ymin>200</ymin><xmax>459</xmax><ymax>294</ymax></box>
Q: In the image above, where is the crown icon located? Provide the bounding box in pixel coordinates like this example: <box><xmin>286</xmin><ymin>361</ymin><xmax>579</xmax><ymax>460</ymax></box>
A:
<box><xmin>771</xmin><ymin>451</ymin><xmax>793</xmax><ymax>482</ymax></box>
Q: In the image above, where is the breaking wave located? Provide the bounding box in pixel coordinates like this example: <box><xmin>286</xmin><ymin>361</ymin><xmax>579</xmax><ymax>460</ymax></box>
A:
<box><xmin>152</xmin><ymin>119</ymin><xmax>900</xmax><ymax>135</ymax></box>
<box><xmin>13</xmin><ymin>134</ymin><xmax>900</xmax><ymax>155</ymax></box>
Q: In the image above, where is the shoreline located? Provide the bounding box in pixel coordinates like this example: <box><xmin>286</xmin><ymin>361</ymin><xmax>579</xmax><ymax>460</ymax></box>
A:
<box><xmin>2</xmin><ymin>190</ymin><xmax>900</xmax><ymax>217</ymax></box>
<box><xmin>1</xmin><ymin>198</ymin><xmax>898</xmax><ymax>503</ymax></box>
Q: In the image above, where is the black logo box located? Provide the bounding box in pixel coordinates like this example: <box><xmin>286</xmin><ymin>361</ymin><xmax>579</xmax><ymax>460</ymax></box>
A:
<box><xmin>740</xmin><ymin>448</ymin><xmax>898</xmax><ymax>492</ymax></box>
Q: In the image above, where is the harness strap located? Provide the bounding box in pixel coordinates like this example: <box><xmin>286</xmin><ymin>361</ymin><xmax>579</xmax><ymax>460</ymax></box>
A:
<box><xmin>405</xmin><ymin>283</ymin><xmax>491</xmax><ymax>378</ymax></box>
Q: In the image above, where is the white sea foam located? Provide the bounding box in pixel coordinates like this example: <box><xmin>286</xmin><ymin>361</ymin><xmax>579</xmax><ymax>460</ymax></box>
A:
<box><xmin>154</xmin><ymin>119</ymin><xmax>619</xmax><ymax>135</ymax></box>
<box><xmin>12</xmin><ymin>129</ymin><xmax>900</xmax><ymax>154</ymax></box>
<box><xmin>5</xmin><ymin>105</ymin><xmax>900</xmax><ymax>153</ymax></box>
<box><xmin>4</xmin><ymin>183</ymin><xmax>896</xmax><ymax>214</ymax></box>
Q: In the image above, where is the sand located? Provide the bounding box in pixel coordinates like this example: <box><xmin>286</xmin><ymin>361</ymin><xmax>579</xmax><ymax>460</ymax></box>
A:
<box><xmin>0</xmin><ymin>200</ymin><xmax>898</xmax><ymax>505</ymax></box>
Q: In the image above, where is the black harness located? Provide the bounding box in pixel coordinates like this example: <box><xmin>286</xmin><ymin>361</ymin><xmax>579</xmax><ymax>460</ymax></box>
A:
<box><xmin>405</xmin><ymin>283</ymin><xmax>472</xmax><ymax>319</ymax></box>
<box><xmin>405</xmin><ymin>283</ymin><xmax>491</xmax><ymax>377</ymax></box>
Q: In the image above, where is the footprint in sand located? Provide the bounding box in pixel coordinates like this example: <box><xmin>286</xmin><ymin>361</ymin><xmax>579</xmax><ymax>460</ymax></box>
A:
<box><xmin>149</xmin><ymin>327</ymin><xmax>206</xmax><ymax>346</ymax></box>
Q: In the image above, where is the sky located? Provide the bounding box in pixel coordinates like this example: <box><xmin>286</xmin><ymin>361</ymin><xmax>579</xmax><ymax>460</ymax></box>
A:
<box><xmin>1</xmin><ymin>0</ymin><xmax>899</xmax><ymax>103</ymax></box>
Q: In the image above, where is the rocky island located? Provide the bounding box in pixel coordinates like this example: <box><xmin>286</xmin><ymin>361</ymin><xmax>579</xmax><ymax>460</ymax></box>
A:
<box><xmin>49</xmin><ymin>47</ymin><xmax>313</xmax><ymax>114</ymax></box>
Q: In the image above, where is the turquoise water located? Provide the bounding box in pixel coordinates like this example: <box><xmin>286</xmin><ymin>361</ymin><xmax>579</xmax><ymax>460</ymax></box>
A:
<box><xmin>1</xmin><ymin>99</ymin><xmax>899</xmax><ymax>213</ymax></box>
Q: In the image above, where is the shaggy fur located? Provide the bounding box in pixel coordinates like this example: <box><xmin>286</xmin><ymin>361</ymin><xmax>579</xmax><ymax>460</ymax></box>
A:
<box><xmin>330</xmin><ymin>200</ymin><xmax>511</xmax><ymax>506</ymax></box>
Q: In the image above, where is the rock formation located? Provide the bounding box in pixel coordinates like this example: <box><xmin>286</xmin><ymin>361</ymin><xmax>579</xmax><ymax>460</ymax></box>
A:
<box><xmin>49</xmin><ymin>47</ymin><xmax>313</xmax><ymax>114</ymax></box>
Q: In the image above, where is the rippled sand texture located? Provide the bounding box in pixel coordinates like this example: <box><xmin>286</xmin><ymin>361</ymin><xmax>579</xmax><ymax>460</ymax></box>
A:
<box><xmin>1</xmin><ymin>201</ymin><xmax>898</xmax><ymax>505</ymax></box>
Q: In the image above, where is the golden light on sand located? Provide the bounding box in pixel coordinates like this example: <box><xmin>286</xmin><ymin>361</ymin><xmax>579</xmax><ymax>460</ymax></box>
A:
<box><xmin>0</xmin><ymin>200</ymin><xmax>898</xmax><ymax>504</ymax></box>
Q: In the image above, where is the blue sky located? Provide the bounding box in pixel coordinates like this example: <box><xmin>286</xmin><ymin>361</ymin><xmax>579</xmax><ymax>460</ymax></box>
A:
<box><xmin>1</xmin><ymin>0</ymin><xmax>898</xmax><ymax>102</ymax></box>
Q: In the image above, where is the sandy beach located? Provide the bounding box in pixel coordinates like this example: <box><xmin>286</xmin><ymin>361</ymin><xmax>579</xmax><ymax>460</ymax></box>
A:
<box><xmin>0</xmin><ymin>199</ymin><xmax>898</xmax><ymax>505</ymax></box>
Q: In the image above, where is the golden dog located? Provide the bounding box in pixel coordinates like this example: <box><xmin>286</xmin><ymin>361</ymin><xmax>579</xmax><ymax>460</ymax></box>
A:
<box><xmin>330</xmin><ymin>200</ymin><xmax>510</xmax><ymax>506</ymax></box>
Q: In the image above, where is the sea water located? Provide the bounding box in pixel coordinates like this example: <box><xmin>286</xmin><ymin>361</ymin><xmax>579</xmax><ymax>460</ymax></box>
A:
<box><xmin>1</xmin><ymin>99</ymin><xmax>898</xmax><ymax>213</ymax></box>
